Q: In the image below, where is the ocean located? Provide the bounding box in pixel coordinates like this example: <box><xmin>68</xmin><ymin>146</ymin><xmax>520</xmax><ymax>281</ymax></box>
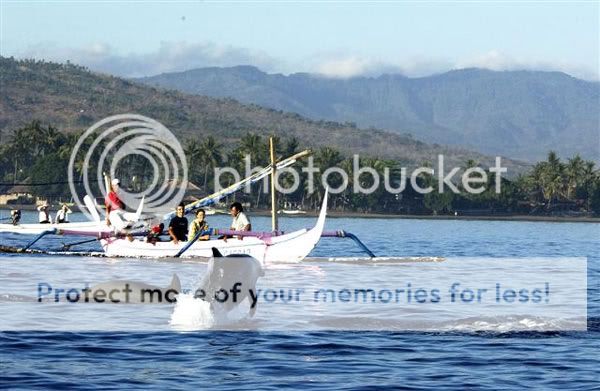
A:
<box><xmin>1</xmin><ymin>212</ymin><xmax>598</xmax><ymax>389</ymax></box>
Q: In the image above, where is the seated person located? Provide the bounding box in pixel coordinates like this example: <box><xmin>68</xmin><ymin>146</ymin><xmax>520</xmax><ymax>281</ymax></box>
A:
<box><xmin>230</xmin><ymin>202</ymin><xmax>251</xmax><ymax>231</ymax></box>
<box><xmin>146</xmin><ymin>223</ymin><xmax>164</xmax><ymax>245</ymax></box>
<box><xmin>168</xmin><ymin>202</ymin><xmax>188</xmax><ymax>244</ymax></box>
<box><xmin>222</xmin><ymin>202</ymin><xmax>251</xmax><ymax>241</ymax></box>
<box><xmin>10</xmin><ymin>209</ymin><xmax>21</xmax><ymax>226</ymax></box>
<box><xmin>55</xmin><ymin>204</ymin><xmax>72</xmax><ymax>224</ymax></box>
<box><xmin>189</xmin><ymin>209</ymin><xmax>210</xmax><ymax>241</ymax></box>
<box><xmin>37</xmin><ymin>202</ymin><xmax>52</xmax><ymax>224</ymax></box>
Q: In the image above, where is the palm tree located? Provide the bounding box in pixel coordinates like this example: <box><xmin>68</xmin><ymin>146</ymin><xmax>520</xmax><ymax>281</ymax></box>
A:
<box><xmin>539</xmin><ymin>151</ymin><xmax>566</xmax><ymax>209</ymax></box>
<box><xmin>581</xmin><ymin>161</ymin><xmax>597</xmax><ymax>211</ymax></box>
<box><xmin>312</xmin><ymin>147</ymin><xmax>344</xmax><ymax>208</ymax></box>
<box><xmin>185</xmin><ymin>139</ymin><xmax>202</xmax><ymax>184</ymax></box>
<box><xmin>284</xmin><ymin>137</ymin><xmax>300</xmax><ymax>157</ymax></box>
<box><xmin>198</xmin><ymin>136</ymin><xmax>223</xmax><ymax>191</ymax></box>
<box><xmin>565</xmin><ymin>155</ymin><xmax>584</xmax><ymax>199</ymax></box>
<box><xmin>239</xmin><ymin>133</ymin><xmax>267</xmax><ymax>165</ymax></box>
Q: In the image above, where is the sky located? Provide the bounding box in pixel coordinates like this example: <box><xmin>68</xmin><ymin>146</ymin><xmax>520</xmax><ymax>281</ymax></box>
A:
<box><xmin>0</xmin><ymin>1</ymin><xmax>598</xmax><ymax>80</ymax></box>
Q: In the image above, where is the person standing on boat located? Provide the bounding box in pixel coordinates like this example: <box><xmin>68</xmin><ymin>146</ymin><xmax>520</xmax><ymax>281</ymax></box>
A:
<box><xmin>37</xmin><ymin>202</ymin><xmax>52</xmax><ymax>224</ymax></box>
<box><xmin>189</xmin><ymin>209</ymin><xmax>210</xmax><ymax>241</ymax></box>
<box><xmin>168</xmin><ymin>202</ymin><xmax>189</xmax><ymax>244</ymax></box>
<box><xmin>105</xmin><ymin>178</ymin><xmax>124</xmax><ymax>227</ymax></box>
<box><xmin>230</xmin><ymin>202</ymin><xmax>251</xmax><ymax>233</ymax></box>
<box><xmin>55</xmin><ymin>204</ymin><xmax>72</xmax><ymax>224</ymax></box>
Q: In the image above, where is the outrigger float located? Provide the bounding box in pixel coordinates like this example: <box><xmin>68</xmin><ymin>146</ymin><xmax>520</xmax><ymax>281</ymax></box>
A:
<box><xmin>1</xmin><ymin>145</ymin><xmax>385</xmax><ymax>265</ymax></box>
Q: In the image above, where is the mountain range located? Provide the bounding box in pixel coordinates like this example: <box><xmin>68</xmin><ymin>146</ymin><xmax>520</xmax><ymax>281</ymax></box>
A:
<box><xmin>137</xmin><ymin>66</ymin><xmax>599</xmax><ymax>161</ymax></box>
<box><xmin>0</xmin><ymin>56</ymin><xmax>518</xmax><ymax>171</ymax></box>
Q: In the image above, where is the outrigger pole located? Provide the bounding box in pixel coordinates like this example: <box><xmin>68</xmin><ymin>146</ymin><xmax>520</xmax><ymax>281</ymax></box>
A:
<box><xmin>22</xmin><ymin>229</ymin><xmax>57</xmax><ymax>251</ymax></box>
<box><xmin>321</xmin><ymin>230</ymin><xmax>376</xmax><ymax>257</ymax></box>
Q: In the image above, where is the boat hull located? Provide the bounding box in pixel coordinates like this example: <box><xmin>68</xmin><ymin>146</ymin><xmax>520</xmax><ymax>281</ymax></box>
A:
<box><xmin>101</xmin><ymin>189</ymin><xmax>329</xmax><ymax>264</ymax></box>
<box><xmin>0</xmin><ymin>221</ymin><xmax>111</xmax><ymax>235</ymax></box>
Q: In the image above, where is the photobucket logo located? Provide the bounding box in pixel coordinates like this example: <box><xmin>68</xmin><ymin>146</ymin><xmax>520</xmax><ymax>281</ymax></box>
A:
<box><xmin>68</xmin><ymin>114</ymin><xmax>188</xmax><ymax>219</ymax></box>
<box><xmin>214</xmin><ymin>154</ymin><xmax>507</xmax><ymax>195</ymax></box>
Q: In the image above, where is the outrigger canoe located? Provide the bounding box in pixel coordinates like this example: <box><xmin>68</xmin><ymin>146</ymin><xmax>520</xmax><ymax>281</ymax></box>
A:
<box><xmin>100</xmin><ymin>190</ymin><xmax>327</xmax><ymax>264</ymax></box>
<box><xmin>0</xmin><ymin>221</ymin><xmax>111</xmax><ymax>235</ymax></box>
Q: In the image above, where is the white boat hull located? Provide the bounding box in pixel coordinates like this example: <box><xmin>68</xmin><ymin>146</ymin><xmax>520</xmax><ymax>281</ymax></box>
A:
<box><xmin>278</xmin><ymin>210</ymin><xmax>307</xmax><ymax>215</ymax></box>
<box><xmin>0</xmin><ymin>221</ymin><xmax>111</xmax><ymax>235</ymax></box>
<box><xmin>101</xmin><ymin>190</ymin><xmax>329</xmax><ymax>264</ymax></box>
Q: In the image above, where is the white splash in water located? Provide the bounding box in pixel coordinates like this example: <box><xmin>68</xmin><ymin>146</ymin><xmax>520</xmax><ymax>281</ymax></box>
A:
<box><xmin>169</xmin><ymin>293</ymin><xmax>215</xmax><ymax>331</ymax></box>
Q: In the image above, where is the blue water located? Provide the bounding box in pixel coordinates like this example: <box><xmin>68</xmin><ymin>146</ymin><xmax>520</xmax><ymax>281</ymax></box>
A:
<box><xmin>1</xmin><ymin>215</ymin><xmax>599</xmax><ymax>389</ymax></box>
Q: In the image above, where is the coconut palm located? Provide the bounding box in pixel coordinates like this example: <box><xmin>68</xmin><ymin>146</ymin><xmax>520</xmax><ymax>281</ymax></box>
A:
<box><xmin>284</xmin><ymin>137</ymin><xmax>300</xmax><ymax>157</ymax></box>
<box><xmin>185</xmin><ymin>139</ymin><xmax>203</xmax><ymax>184</ymax></box>
<box><xmin>565</xmin><ymin>155</ymin><xmax>584</xmax><ymax>199</ymax></box>
<box><xmin>239</xmin><ymin>133</ymin><xmax>267</xmax><ymax>165</ymax></box>
<box><xmin>198</xmin><ymin>136</ymin><xmax>223</xmax><ymax>191</ymax></box>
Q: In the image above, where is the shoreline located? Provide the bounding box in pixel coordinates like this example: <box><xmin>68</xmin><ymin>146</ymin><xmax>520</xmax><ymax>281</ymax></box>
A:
<box><xmin>249</xmin><ymin>209</ymin><xmax>600</xmax><ymax>223</ymax></box>
<box><xmin>2</xmin><ymin>205</ymin><xmax>598</xmax><ymax>224</ymax></box>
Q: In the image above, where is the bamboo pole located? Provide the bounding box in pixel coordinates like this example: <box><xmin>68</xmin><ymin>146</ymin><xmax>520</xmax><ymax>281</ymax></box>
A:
<box><xmin>269</xmin><ymin>137</ymin><xmax>278</xmax><ymax>231</ymax></box>
<box><xmin>103</xmin><ymin>172</ymin><xmax>111</xmax><ymax>195</ymax></box>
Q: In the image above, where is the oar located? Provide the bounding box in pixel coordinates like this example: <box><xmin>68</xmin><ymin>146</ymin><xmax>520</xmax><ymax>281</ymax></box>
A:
<box><xmin>0</xmin><ymin>217</ymin><xmax>12</xmax><ymax>221</ymax></box>
<box><xmin>174</xmin><ymin>229</ymin><xmax>211</xmax><ymax>258</ymax></box>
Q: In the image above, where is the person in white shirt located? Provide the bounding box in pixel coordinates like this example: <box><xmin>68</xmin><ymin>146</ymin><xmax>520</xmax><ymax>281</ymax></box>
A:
<box><xmin>222</xmin><ymin>202</ymin><xmax>251</xmax><ymax>242</ymax></box>
<box><xmin>230</xmin><ymin>202</ymin><xmax>251</xmax><ymax>232</ymax></box>
<box><xmin>37</xmin><ymin>202</ymin><xmax>52</xmax><ymax>224</ymax></box>
<box><xmin>55</xmin><ymin>204</ymin><xmax>72</xmax><ymax>224</ymax></box>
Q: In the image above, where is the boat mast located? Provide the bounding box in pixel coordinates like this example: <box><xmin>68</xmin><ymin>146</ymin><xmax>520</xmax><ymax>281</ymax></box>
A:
<box><xmin>269</xmin><ymin>136</ymin><xmax>278</xmax><ymax>232</ymax></box>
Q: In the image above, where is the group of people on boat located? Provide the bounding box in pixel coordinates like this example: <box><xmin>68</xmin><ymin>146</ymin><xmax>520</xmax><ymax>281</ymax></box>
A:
<box><xmin>163</xmin><ymin>201</ymin><xmax>252</xmax><ymax>245</ymax></box>
<box><xmin>36</xmin><ymin>202</ymin><xmax>72</xmax><ymax>224</ymax></box>
<box><xmin>104</xmin><ymin>177</ymin><xmax>252</xmax><ymax>245</ymax></box>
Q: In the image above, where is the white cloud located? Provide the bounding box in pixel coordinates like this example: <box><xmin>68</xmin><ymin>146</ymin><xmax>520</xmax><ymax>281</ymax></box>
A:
<box><xmin>18</xmin><ymin>41</ymin><xmax>277</xmax><ymax>77</ymax></box>
<box><xmin>14</xmin><ymin>42</ymin><xmax>599</xmax><ymax>81</ymax></box>
<box><xmin>311</xmin><ymin>54</ymin><xmax>453</xmax><ymax>79</ymax></box>
<box><xmin>456</xmin><ymin>50</ymin><xmax>599</xmax><ymax>80</ymax></box>
<box><xmin>315</xmin><ymin>57</ymin><xmax>373</xmax><ymax>78</ymax></box>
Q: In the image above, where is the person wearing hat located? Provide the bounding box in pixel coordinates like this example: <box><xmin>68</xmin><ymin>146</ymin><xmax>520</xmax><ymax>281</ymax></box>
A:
<box><xmin>55</xmin><ymin>204</ymin><xmax>72</xmax><ymax>224</ymax></box>
<box><xmin>37</xmin><ymin>202</ymin><xmax>52</xmax><ymax>224</ymax></box>
<box><xmin>105</xmin><ymin>178</ymin><xmax>125</xmax><ymax>227</ymax></box>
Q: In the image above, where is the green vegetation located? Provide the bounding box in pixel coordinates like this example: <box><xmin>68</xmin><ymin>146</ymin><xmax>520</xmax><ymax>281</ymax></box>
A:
<box><xmin>1</xmin><ymin>123</ymin><xmax>598</xmax><ymax>216</ymax></box>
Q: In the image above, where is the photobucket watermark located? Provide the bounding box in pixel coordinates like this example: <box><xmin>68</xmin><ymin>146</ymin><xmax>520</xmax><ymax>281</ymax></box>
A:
<box><xmin>214</xmin><ymin>154</ymin><xmax>507</xmax><ymax>195</ymax></box>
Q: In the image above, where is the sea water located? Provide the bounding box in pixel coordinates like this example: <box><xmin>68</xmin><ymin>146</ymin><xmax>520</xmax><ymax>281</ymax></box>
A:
<box><xmin>1</xmin><ymin>211</ymin><xmax>598</xmax><ymax>388</ymax></box>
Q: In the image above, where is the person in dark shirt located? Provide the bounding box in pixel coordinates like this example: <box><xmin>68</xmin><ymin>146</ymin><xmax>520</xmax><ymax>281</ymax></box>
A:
<box><xmin>168</xmin><ymin>202</ymin><xmax>188</xmax><ymax>244</ymax></box>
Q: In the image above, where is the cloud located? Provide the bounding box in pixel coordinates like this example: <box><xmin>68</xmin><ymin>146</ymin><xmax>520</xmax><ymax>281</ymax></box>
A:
<box><xmin>311</xmin><ymin>51</ymin><xmax>598</xmax><ymax>81</ymax></box>
<box><xmin>14</xmin><ymin>42</ymin><xmax>599</xmax><ymax>81</ymax></box>
<box><xmin>18</xmin><ymin>41</ymin><xmax>277</xmax><ymax>77</ymax></box>
<box><xmin>456</xmin><ymin>50</ymin><xmax>599</xmax><ymax>81</ymax></box>
<box><xmin>315</xmin><ymin>57</ymin><xmax>374</xmax><ymax>78</ymax></box>
<box><xmin>312</xmin><ymin>54</ymin><xmax>453</xmax><ymax>79</ymax></box>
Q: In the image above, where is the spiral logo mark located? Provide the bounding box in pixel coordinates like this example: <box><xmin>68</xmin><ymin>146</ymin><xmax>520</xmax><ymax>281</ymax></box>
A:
<box><xmin>68</xmin><ymin>114</ymin><xmax>188</xmax><ymax>220</ymax></box>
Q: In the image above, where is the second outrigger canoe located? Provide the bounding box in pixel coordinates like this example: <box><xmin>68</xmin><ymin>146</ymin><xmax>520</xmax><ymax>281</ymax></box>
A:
<box><xmin>0</xmin><ymin>221</ymin><xmax>111</xmax><ymax>235</ymax></box>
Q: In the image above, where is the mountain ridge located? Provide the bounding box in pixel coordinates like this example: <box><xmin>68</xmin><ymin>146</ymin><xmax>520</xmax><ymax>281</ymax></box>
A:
<box><xmin>0</xmin><ymin>56</ymin><xmax>524</xmax><ymax>172</ymax></box>
<box><xmin>137</xmin><ymin>66</ymin><xmax>599</xmax><ymax>161</ymax></box>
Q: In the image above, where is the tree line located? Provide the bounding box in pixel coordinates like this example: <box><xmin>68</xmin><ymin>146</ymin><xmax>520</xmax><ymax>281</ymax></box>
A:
<box><xmin>1</xmin><ymin>121</ymin><xmax>599</xmax><ymax>216</ymax></box>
